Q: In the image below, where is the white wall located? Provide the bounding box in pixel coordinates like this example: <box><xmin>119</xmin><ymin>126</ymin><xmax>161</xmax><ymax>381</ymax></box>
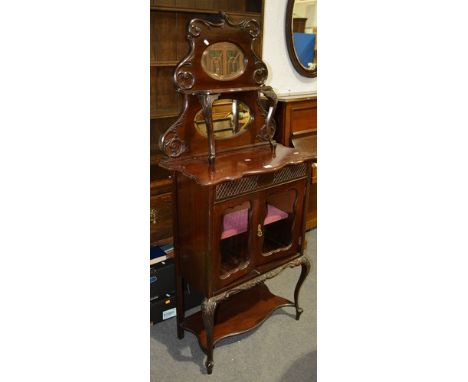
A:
<box><xmin>262</xmin><ymin>0</ymin><xmax>317</xmax><ymax>96</ymax></box>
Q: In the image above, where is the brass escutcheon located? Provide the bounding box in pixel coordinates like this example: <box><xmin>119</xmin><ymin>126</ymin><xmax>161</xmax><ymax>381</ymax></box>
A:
<box><xmin>257</xmin><ymin>224</ymin><xmax>263</xmax><ymax>238</ymax></box>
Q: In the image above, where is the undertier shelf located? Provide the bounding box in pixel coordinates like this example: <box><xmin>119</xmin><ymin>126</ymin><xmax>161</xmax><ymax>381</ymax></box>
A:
<box><xmin>181</xmin><ymin>283</ymin><xmax>294</xmax><ymax>351</ymax></box>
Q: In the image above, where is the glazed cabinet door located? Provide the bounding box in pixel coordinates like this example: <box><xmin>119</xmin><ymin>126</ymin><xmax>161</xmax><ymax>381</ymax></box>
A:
<box><xmin>212</xmin><ymin>193</ymin><xmax>258</xmax><ymax>290</ymax></box>
<box><xmin>255</xmin><ymin>179</ymin><xmax>306</xmax><ymax>266</ymax></box>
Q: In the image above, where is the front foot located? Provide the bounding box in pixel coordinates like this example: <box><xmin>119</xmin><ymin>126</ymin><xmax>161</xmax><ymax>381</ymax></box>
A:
<box><xmin>295</xmin><ymin>307</ymin><xmax>304</xmax><ymax>320</ymax></box>
<box><xmin>205</xmin><ymin>359</ymin><xmax>214</xmax><ymax>374</ymax></box>
<box><xmin>294</xmin><ymin>256</ymin><xmax>311</xmax><ymax>321</ymax></box>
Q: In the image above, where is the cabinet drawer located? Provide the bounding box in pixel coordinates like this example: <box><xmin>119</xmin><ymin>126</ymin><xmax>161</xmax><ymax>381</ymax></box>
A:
<box><xmin>289</xmin><ymin>100</ymin><xmax>317</xmax><ymax>134</ymax></box>
<box><xmin>150</xmin><ymin>192</ymin><xmax>173</xmax><ymax>245</ymax></box>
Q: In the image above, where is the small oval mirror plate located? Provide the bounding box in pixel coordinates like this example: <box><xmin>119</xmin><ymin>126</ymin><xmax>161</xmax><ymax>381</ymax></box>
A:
<box><xmin>201</xmin><ymin>42</ymin><xmax>246</xmax><ymax>81</ymax></box>
<box><xmin>194</xmin><ymin>99</ymin><xmax>252</xmax><ymax>140</ymax></box>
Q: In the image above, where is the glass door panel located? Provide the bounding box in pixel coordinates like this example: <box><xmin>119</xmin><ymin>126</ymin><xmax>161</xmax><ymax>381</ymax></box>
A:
<box><xmin>262</xmin><ymin>189</ymin><xmax>298</xmax><ymax>254</ymax></box>
<box><xmin>219</xmin><ymin>201</ymin><xmax>252</xmax><ymax>279</ymax></box>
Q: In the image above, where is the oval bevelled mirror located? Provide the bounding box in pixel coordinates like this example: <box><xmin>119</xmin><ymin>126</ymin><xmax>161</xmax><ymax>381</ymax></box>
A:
<box><xmin>194</xmin><ymin>99</ymin><xmax>252</xmax><ymax>140</ymax></box>
<box><xmin>201</xmin><ymin>42</ymin><xmax>247</xmax><ymax>81</ymax></box>
<box><xmin>285</xmin><ymin>0</ymin><xmax>317</xmax><ymax>78</ymax></box>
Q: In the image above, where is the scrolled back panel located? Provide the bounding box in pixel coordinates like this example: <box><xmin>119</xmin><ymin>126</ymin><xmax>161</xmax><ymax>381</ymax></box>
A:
<box><xmin>174</xmin><ymin>13</ymin><xmax>268</xmax><ymax>92</ymax></box>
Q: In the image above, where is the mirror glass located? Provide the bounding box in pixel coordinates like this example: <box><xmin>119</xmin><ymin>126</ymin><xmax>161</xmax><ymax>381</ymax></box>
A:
<box><xmin>201</xmin><ymin>42</ymin><xmax>246</xmax><ymax>81</ymax></box>
<box><xmin>291</xmin><ymin>0</ymin><xmax>317</xmax><ymax>71</ymax></box>
<box><xmin>194</xmin><ymin>99</ymin><xmax>251</xmax><ymax>140</ymax></box>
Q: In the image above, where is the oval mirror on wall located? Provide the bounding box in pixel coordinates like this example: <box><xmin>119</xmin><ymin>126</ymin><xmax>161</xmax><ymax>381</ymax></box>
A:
<box><xmin>194</xmin><ymin>99</ymin><xmax>252</xmax><ymax>140</ymax></box>
<box><xmin>285</xmin><ymin>0</ymin><xmax>317</xmax><ymax>78</ymax></box>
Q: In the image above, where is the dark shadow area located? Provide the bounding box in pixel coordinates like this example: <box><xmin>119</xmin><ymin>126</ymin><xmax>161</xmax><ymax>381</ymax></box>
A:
<box><xmin>281</xmin><ymin>350</ymin><xmax>317</xmax><ymax>382</ymax></box>
<box><xmin>150</xmin><ymin>316</ymin><xmax>207</xmax><ymax>374</ymax></box>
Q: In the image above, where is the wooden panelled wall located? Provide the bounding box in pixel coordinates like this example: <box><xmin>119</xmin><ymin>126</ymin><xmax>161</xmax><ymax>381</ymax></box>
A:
<box><xmin>150</xmin><ymin>0</ymin><xmax>265</xmax><ymax>246</ymax></box>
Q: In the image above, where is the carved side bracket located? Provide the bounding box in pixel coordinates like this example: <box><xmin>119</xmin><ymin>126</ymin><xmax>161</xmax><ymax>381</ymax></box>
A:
<box><xmin>197</xmin><ymin>93</ymin><xmax>220</xmax><ymax>165</ymax></box>
<box><xmin>257</xmin><ymin>86</ymin><xmax>278</xmax><ymax>142</ymax></box>
<box><xmin>159</xmin><ymin>96</ymin><xmax>189</xmax><ymax>158</ymax></box>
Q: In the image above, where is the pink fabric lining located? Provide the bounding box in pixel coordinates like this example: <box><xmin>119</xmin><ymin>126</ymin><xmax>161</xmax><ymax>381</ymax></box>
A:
<box><xmin>221</xmin><ymin>205</ymin><xmax>288</xmax><ymax>239</ymax></box>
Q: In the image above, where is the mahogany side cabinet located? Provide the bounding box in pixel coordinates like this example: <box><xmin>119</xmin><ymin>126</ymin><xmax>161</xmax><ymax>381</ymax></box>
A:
<box><xmin>158</xmin><ymin>13</ymin><xmax>316</xmax><ymax>374</ymax></box>
<box><xmin>275</xmin><ymin>94</ymin><xmax>317</xmax><ymax>229</ymax></box>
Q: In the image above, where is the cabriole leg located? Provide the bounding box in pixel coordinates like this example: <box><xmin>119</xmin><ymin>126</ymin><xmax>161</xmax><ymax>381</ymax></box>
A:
<box><xmin>201</xmin><ymin>298</ymin><xmax>217</xmax><ymax>374</ymax></box>
<box><xmin>294</xmin><ymin>256</ymin><xmax>311</xmax><ymax>320</ymax></box>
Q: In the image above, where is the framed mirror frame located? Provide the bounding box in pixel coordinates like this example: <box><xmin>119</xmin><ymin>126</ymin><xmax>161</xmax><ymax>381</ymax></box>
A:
<box><xmin>285</xmin><ymin>0</ymin><xmax>317</xmax><ymax>78</ymax></box>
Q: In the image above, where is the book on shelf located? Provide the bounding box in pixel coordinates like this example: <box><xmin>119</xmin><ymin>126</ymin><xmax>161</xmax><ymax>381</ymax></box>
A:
<box><xmin>150</xmin><ymin>244</ymin><xmax>174</xmax><ymax>266</ymax></box>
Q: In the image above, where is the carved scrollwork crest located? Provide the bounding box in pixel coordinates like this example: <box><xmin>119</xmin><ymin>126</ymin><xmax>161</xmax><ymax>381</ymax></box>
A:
<box><xmin>173</xmin><ymin>13</ymin><xmax>269</xmax><ymax>91</ymax></box>
<box><xmin>221</xmin><ymin>12</ymin><xmax>260</xmax><ymax>38</ymax></box>
<box><xmin>239</xmin><ymin>19</ymin><xmax>261</xmax><ymax>38</ymax></box>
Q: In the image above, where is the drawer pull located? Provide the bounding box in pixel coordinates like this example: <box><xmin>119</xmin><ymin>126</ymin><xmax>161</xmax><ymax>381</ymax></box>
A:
<box><xmin>150</xmin><ymin>208</ymin><xmax>158</xmax><ymax>224</ymax></box>
<box><xmin>257</xmin><ymin>224</ymin><xmax>263</xmax><ymax>238</ymax></box>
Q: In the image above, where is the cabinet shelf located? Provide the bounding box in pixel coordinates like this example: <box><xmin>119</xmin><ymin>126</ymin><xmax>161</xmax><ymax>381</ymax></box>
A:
<box><xmin>182</xmin><ymin>283</ymin><xmax>293</xmax><ymax>351</ymax></box>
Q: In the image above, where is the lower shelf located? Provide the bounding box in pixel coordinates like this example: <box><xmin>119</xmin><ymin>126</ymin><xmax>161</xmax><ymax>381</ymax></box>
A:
<box><xmin>181</xmin><ymin>283</ymin><xmax>293</xmax><ymax>351</ymax></box>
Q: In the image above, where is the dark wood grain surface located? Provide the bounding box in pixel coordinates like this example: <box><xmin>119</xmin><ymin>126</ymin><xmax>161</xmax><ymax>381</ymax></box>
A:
<box><xmin>160</xmin><ymin>143</ymin><xmax>315</xmax><ymax>186</ymax></box>
<box><xmin>275</xmin><ymin>96</ymin><xmax>317</xmax><ymax>230</ymax></box>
